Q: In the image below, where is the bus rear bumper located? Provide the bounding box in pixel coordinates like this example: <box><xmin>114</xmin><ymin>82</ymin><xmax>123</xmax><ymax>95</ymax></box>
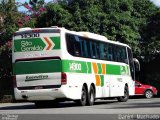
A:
<box><xmin>14</xmin><ymin>87</ymin><xmax>65</xmax><ymax>101</ymax></box>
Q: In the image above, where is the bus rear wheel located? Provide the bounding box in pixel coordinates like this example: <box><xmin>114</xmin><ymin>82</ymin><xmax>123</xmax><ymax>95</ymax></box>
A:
<box><xmin>77</xmin><ymin>86</ymin><xmax>87</xmax><ymax>106</ymax></box>
<box><xmin>87</xmin><ymin>85</ymin><xmax>95</xmax><ymax>106</ymax></box>
<box><xmin>117</xmin><ymin>86</ymin><xmax>129</xmax><ymax>102</ymax></box>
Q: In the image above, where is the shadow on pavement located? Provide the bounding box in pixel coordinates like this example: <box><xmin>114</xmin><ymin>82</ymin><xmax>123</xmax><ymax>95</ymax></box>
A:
<box><xmin>0</xmin><ymin>100</ymin><xmax>118</xmax><ymax>110</ymax></box>
<box><xmin>2</xmin><ymin>98</ymin><xmax>159</xmax><ymax>110</ymax></box>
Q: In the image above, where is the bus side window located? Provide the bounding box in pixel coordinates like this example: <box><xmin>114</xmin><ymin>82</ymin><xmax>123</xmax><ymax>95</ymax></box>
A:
<box><xmin>91</xmin><ymin>41</ymin><xmax>100</xmax><ymax>59</ymax></box>
<box><xmin>99</xmin><ymin>43</ymin><xmax>105</xmax><ymax>60</ymax></box>
<box><xmin>114</xmin><ymin>45</ymin><xmax>118</xmax><ymax>62</ymax></box>
<box><xmin>95</xmin><ymin>42</ymin><xmax>100</xmax><ymax>59</ymax></box>
<box><xmin>113</xmin><ymin>45</ymin><xmax>127</xmax><ymax>63</ymax></box>
<box><xmin>66</xmin><ymin>34</ymin><xmax>82</xmax><ymax>57</ymax></box>
<box><xmin>127</xmin><ymin>48</ymin><xmax>135</xmax><ymax>80</ymax></box>
<box><xmin>99</xmin><ymin>42</ymin><xmax>108</xmax><ymax>60</ymax></box>
<box><xmin>121</xmin><ymin>47</ymin><xmax>127</xmax><ymax>63</ymax></box>
<box><xmin>82</xmin><ymin>39</ymin><xmax>89</xmax><ymax>58</ymax></box>
<box><xmin>74</xmin><ymin>35</ymin><xmax>82</xmax><ymax>57</ymax></box>
<box><xmin>86</xmin><ymin>40</ymin><xmax>91</xmax><ymax>58</ymax></box>
<box><xmin>66</xmin><ymin>34</ymin><xmax>75</xmax><ymax>56</ymax></box>
<box><xmin>91</xmin><ymin>41</ymin><xmax>97</xmax><ymax>59</ymax></box>
<box><xmin>104</xmin><ymin>44</ymin><xmax>108</xmax><ymax>60</ymax></box>
<box><xmin>116</xmin><ymin>46</ymin><xmax>123</xmax><ymax>62</ymax></box>
<box><xmin>108</xmin><ymin>44</ymin><xmax>113</xmax><ymax>61</ymax></box>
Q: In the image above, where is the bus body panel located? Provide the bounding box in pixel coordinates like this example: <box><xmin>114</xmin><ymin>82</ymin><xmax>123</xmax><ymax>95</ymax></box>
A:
<box><xmin>16</xmin><ymin>73</ymin><xmax>61</xmax><ymax>88</ymax></box>
<box><xmin>12</xmin><ymin>27</ymin><xmax>135</xmax><ymax>103</ymax></box>
<box><xmin>13</xmin><ymin>86</ymin><xmax>66</xmax><ymax>101</ymax></box>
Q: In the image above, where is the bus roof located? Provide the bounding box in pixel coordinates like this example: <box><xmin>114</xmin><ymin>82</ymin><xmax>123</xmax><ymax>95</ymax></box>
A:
<box><xmin>64</xmin><ymin>28</ymin><xmax>130</xmax><ymax>48</ymax></box>
<box><xmin>16</xmin><ymin>26</ymin><xmax>130</xmax><ymax>48</ymax></box>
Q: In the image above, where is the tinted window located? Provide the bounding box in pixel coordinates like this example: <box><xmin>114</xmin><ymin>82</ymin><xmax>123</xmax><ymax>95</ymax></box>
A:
<box><xmin>115</xmin><ymin>46</ymin><xmax>127</xmax><ymax>63</ymax></box>
<box><xmin>99</xmin><ymin>42</ymin><xmax>108</xmax><ymax>60</ymax></box>
<box><xmin>108</xmin><ymin>44</ymin><xmax>114</xmax><ymax>61</ymax></box>
<box><xmin>127</xmin><ymin>47</ymin><xmax>135</xmax><ymax>80</ymax></box>
<box><xmin>66</xmin><ymin>33</ymin><xmax>128</xmax><ymax>64</ymax></box>
<box><xmin>66</xmin><ymin>34</ymin><xmax>82</xmax><ymax>57</ymax></box>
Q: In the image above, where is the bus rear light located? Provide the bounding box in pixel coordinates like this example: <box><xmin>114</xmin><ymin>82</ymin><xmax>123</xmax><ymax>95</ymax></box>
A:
<box><xmin>61</xmin><ymin>72</ymin><xmax>67</xmax><ymax>85</ymax></box>
<box><xmin>13</xmin><ymin>76</ymin><xmax>17</xmax><ymax>88</ymax></box>
<box><xmin>32</xmin><ymin>29</ymin><xmax>40</xmax><ymax>33</ymax></box>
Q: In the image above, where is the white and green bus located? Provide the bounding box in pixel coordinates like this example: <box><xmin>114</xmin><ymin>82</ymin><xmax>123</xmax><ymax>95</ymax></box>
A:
<box><xmin>12</xmin><ymin>26</ymin><xmax>139</xmax><ymax>107</ymax></box>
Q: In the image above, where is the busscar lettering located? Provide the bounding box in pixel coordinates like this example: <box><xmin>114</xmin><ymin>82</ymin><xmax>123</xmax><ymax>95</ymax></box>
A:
<box><xmin>25</xmin><ymin>75</ymin><xmax>48</xmax><ymax>81</ymax></box>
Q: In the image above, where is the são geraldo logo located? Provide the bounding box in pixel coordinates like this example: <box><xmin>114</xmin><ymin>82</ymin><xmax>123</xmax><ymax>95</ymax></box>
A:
<box><xmin>21</xmin><ymin>41</ymin><xmax>43</xmax><ymax>52</ymax></box>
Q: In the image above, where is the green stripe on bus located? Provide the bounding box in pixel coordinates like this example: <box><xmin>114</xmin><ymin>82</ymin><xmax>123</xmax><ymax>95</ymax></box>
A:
<box><xmin>13</xmin><ymin>60</ymin><xmax>61</xmax><ymax>75</ymax></box>
<box><xmin>14</xmin><ymin>37</ymin><xmax>60</xmax><ymax>52</ymax></box>
<box><xmin>50</xmin><ymin>37</ymin><xmax>60</xmax><ymax>49</ymax></box>
<box><xmin>100</xmin><ymin>75</ymin><xmax>104</xmax><ymax>86</ymax></box>
<box><xmin>87</xmin><ymin>62</ymin><xmax>92</xmax><ymax>73</ymax></box>
<box><xmin>106</xmin><ymin>64</ymin><xmax>121</xmax><ymax>75</ymax></box>
<box><xmin>97</xmin><ymin>63</ymin><xmax>102</xmax><ymax>74</ymax></box>
<box><xmin>13</xmin><ymin>59</ymin><xmax>129</xmax><ymax>75</ymax></box>
<box><xmin>62</xmin><ymin>60</ymin><xmax>89</xmax><ymax>73</ymax></box>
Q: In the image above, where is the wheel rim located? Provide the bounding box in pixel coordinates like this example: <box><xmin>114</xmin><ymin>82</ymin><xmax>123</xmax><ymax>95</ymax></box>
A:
<box><xmin>146</xmin><ymin>91</ymin><xmax>153</xmax><ymax>98</ymax></box>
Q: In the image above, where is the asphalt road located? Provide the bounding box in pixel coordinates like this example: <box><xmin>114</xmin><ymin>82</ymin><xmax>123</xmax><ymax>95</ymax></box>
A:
<box><xmin>0</xmin><ymin>97</ymin><xmax>160</xmax><ymax>120</ymax></box>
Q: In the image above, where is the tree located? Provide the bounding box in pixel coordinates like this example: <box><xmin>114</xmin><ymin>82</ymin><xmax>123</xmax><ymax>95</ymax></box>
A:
<box><xmin>16</xmin><ymin>0</ymin><xmax>46</xmax><ymax>28</ymax></box>
<box><xmin>0</xmin><ymin>0</ymin><xmax>19</xmax><ymax>45</ymax></box>
<box><xmin>140</xmin><ymin>11</ymin><xmax>160</xmax><ymax>61</ymax></box>
<box><xmin>36</xmin><ymin>2</ymin><xmax>73</xmax><ymax>28</ymax></box>
<box><xmin>66</xmin><ymin>0</ymin><xmax>140</xmax><ymax>54</ymax></box>
<box><xmin>36</xmin><ymin>0</ymin><xmax>159</xmax><ymax>57</ymax></box>
<box><xmin>0</xmin><ymin>0</ymin><xmax>18</xmax><ymax>101</ymax></box>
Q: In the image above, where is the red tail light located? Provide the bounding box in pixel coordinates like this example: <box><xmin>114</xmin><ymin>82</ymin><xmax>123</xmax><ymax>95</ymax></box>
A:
<box><xmin>13</xmin><ymin>76</ymin><xmax>17</xmax><ymax>87</ymax></box>
<box><xmin>61</xmin><ymin>72</ymin><xmax>67</xmax><ymax>85</ymax></box>
<box><xmin>32</xmin><ymin>29</ymin><xmax>40</xmax><ymax>33</ymax></box>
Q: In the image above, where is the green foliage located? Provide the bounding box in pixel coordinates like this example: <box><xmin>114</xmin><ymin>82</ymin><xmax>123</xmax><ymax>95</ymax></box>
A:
<box><xmin>65</xmin><ymin>0</ymin><xmax>140</xmax><ymax>54</ymax></box>
<box><xmin>36</xmin><ymin>3</ymin><xmax>73</xmax><ymax>28</ymax></box>
<box><xmin>0</xmin><ymin>0</ymin><xmax>19</xmax><ymax>44</ymax></box>
<box><xmin>0</xmin><ymin>0</ymin><xmax>20</xmax><ymax>100</ymax></box>
<box><xmin>35</xmin><ymin>0</ymin><xmax>159</xmax><ymax>57</ymax></box>
<box><xmin>22</xmin><ymin>18</ymin><xmax>36</xmax><ymax>28</ymax></box>
<box><xmin>29</xmin><ymin>0</ymin><xmax>44</xmax><ymax>11</ymax></box>
<box><xmin>140</xmin><ymin>10</ymin><xmax>160</xmax><ymax>61</ymax></box>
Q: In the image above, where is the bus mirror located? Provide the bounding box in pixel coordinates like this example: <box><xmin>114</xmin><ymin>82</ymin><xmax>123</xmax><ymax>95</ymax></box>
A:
<box><xmin>133</xmin><ymin>58</ymin><xmax>140</xmax><ymax>71</ymax></box>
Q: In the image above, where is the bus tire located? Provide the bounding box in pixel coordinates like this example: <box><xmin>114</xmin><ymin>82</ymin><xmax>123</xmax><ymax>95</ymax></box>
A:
<box><xmin>117</xmin><ymin>86</ymin><xmax>129</xmax><ymax>102</ymax></box>
<box><xmin>87</xmin><ymin>85</ymin><xmax>95</xmax><ymax>106</ymax></box>
<box><xmin>77</xmin><ymin>85</ymin><xmax>87</xmax><ymax>106</ymax></box>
